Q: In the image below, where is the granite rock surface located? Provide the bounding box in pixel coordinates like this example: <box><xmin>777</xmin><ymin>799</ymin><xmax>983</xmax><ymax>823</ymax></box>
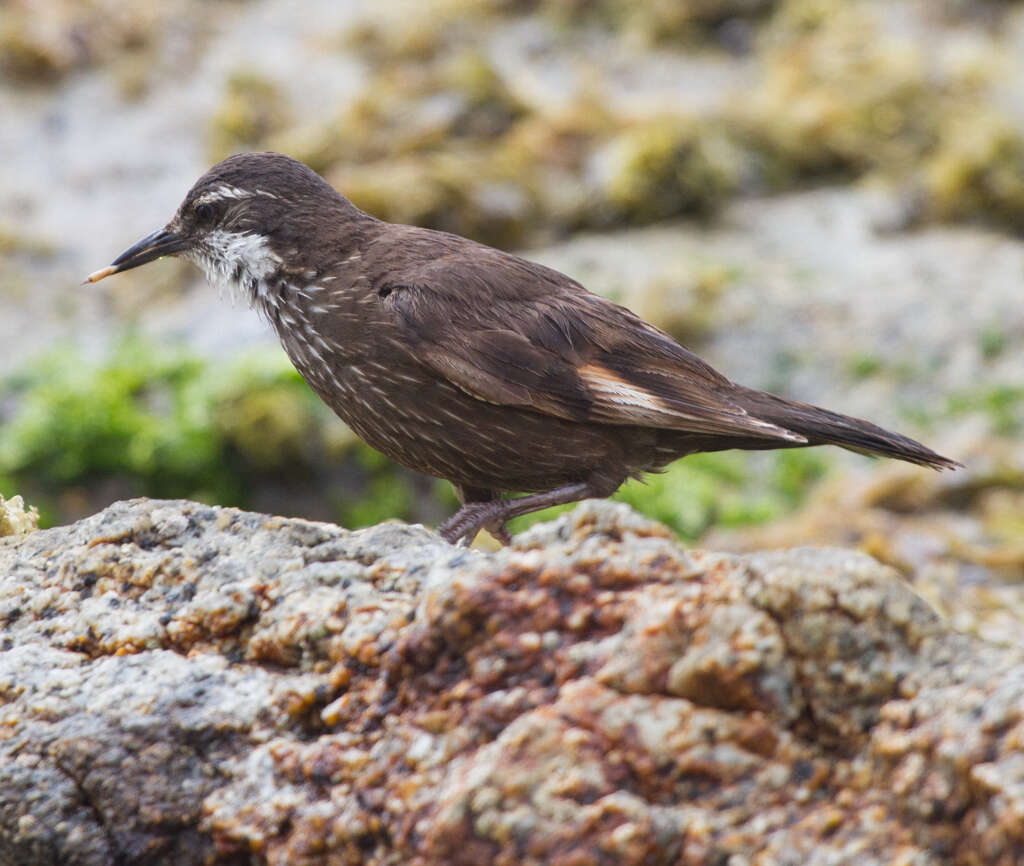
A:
<box><xmin>0</xmin><ymin>498</ymin><xmax>1021</xmax><ymax>865</ymax></box>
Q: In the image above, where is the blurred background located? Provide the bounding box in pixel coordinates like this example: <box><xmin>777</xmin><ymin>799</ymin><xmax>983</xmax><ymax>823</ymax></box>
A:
<box><xmin>1</xmin><ymin>0</ymin><xmax>1022</xmax><ymax>639</ymax></box>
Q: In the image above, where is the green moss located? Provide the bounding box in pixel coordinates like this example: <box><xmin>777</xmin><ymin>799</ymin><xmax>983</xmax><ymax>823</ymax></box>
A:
<box><xmin>511</xmin><ymin>448</ymin><xmax>830</xmax><ymax>539</ymax></box>
<box><xmin>335</xmin><ymin>448</ymin><xmax>419</xmax><ymax>529</ymax></box>
<box><xmin>0</xmin><ymin>340</ymin><xmax>354</xmax><ymax>524</ymax></box>
<box><xmin>1</xmin><ymin>341</ymin><xmax>232</xmax><ymax>501</ymax></box>
<box><xmin>217</xmin><ymin>384</ymin><xmax>317</xmax><ymax>470</ymax></box>
<box><xmin>771</xmin><ymin>448</ymin><xmax>829</xmax><ymax>504</ymax></box>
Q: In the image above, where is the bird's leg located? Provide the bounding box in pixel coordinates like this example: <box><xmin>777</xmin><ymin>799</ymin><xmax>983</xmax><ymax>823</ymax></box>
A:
<box><xmin>439</xmin><ymin>481</ymin><xmax>598</xmax><ymax>546</ymax></box>
<box><xmin>451</xmin><ymin>485</ymin><xmax>512</xmax><ymax>546</ymax></box>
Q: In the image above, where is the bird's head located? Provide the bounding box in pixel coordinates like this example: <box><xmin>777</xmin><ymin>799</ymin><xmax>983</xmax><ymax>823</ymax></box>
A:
<box><xmin>86</xmin><ymin>152</ymin><xmax>358</xmax><ymax>302</ymax></box>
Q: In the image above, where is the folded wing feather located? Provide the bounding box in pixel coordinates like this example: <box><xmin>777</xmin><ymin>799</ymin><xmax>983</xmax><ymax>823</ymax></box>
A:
<box><xmin>385</xmin><ymin>250</ymin><xmax>806</xmax><ymax>443</ymax></box>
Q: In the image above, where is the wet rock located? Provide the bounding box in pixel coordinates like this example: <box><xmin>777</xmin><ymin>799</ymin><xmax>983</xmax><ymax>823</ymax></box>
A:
<box><xmin>1</xmin><ymin>498</ymin><xmax>1022</xmax><ymax>865</ymax></box>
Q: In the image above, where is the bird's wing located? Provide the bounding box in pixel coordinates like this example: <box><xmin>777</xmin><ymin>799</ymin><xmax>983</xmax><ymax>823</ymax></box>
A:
<box><xmin>382</xmin><ymin>247</ymin><xmax>805</xmax><ymax>442</ymax></box>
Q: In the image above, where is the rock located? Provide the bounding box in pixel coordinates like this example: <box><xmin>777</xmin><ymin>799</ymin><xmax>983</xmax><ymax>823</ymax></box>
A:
<box><xmin>0</xmin><ymin>494</ymin><xmax>37</xmax><ymax>537</ymax></box>
<box><xmin>706</xmin><ymin>438</ymin><xmax>1024</xmax><ymax>650</ymax></box>
<box><xmin>0</xmin><ymin>498</ymin><xmax>1022</xmax><ymax>865</ymax></box>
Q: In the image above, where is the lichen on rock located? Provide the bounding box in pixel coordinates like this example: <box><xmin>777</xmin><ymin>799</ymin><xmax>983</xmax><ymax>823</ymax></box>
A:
<box><xmin>1</xmin><ymin>497</ymin><xmax>1022</xmax><ymax>864</ymax></box>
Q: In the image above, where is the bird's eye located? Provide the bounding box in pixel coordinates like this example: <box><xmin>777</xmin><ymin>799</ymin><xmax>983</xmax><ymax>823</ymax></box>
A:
<box><xmin>194</xmin><ymin>202</ymin><xmax>217</xmax><ymax>224</ymax></box>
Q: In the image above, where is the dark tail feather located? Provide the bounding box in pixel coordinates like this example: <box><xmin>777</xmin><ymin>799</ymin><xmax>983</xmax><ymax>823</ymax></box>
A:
<box><xmin>734</xmin><ymin>387</ymin><xmax>961</xmax><ymax>471</ymax></box>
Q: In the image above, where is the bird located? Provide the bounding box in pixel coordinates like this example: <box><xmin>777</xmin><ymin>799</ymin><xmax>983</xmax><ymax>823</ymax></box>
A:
<box><xmin>86</xmin><ymin>151</ymin><xmax>959</xmax><ymax>546</ymax></box>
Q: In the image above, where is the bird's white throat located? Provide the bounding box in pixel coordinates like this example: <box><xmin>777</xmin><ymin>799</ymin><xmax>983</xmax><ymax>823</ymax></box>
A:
<box><xmin>188</xmin><ymin>229</ymin><xmax>282</xmax><ymax>310</ymax></box>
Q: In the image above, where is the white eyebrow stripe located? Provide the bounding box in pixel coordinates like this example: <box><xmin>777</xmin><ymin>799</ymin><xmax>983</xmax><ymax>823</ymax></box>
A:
<box><xmin>194</xmin><ymin>185</ymin><xmax>249</xmax><ymax>204</ymax></box>
<box><xmin>193</xmin><ymin>185</ymin><xmax>278</xmax><ymax>206</ymax></box>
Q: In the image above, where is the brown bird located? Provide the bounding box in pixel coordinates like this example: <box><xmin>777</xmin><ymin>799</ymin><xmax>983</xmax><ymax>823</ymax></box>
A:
<box><xmin>87</xmin><ymin>152</ymin><xmax>959</xmax><ymax>545</ymax></box>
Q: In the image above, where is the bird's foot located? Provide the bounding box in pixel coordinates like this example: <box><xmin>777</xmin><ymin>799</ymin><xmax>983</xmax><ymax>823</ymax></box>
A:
<box><xmin>439</xmin><ymin>500</ymin><xmax>511</xmax><ymax>547</ymax></box>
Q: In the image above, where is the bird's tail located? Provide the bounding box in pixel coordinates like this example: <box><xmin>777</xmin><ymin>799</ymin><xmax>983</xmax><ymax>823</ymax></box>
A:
<box><xmin>734</xmin><ymin>387</ymin><xmax>961</xmax><ymax>470</ymax></box>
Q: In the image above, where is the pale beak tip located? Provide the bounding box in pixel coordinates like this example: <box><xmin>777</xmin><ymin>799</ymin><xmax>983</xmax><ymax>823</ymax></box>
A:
<box><xmin>83</xmin><ymin>265</ymin><xmax>118</xmax><ymax>284</ymax></box>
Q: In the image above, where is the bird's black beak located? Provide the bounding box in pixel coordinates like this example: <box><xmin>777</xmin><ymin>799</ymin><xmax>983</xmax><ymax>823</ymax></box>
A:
<box><xmin>84</xmin><ymin>228</ymin><xmax>187</xmax><ymax>284</ymax></box>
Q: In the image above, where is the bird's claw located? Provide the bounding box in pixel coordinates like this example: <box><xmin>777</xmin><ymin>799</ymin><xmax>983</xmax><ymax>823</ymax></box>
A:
<box><xmin>439</xmin><ymin>500</ymin><xmax>512</xmax><ymax>547</ymax></box>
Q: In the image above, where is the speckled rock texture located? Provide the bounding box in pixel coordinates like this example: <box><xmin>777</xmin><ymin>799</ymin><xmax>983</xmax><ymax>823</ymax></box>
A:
<box><xmin>1</xmin><ymin>498</ymin><xmax>1021</xmax><ymax>866</ymax></box>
